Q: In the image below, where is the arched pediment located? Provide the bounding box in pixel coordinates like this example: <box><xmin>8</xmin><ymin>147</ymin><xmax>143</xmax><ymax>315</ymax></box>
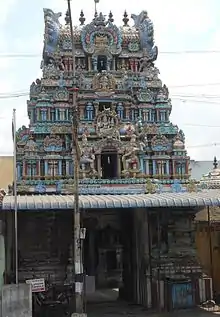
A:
<box><xmin>92</xmin><ymin>49</ymin><xmax>112</xmax><ymax>60</ymax></box>
<box><xmin>94</xmin><ymin>137</ymin><xmax>123</xmax><ymax>154</ymax></box>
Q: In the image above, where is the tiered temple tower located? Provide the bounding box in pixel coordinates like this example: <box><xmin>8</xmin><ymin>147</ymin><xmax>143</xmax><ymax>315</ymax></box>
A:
<box><xmin>15</xmin><ymin>9</ymin><xmax>190</xmax><ymax>194</ymax></box>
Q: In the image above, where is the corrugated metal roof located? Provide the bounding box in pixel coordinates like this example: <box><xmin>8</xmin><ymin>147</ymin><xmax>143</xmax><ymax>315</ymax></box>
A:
<box><xmin>2</xmin><ymin>190</ymin><xmax>220</xmax><ymax>210</ymax></box>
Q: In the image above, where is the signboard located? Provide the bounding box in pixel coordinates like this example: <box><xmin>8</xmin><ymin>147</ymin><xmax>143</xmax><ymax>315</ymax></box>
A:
<box><xmin>2</xmin><ymin>283</ymin><xmax>32</xmax><ymax>317</ymax></box>
<box><xmin>26</xmin><ymin>278</ymin><xmax>45</xmax><ymax>293</ymax></box>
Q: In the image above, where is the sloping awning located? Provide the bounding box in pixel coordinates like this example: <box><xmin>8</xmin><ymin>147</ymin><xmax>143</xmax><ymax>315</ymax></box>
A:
<box><xmin>2</xmin><ymin>190</ymin><xmax>220</xmax><ymax>210</ymax></box>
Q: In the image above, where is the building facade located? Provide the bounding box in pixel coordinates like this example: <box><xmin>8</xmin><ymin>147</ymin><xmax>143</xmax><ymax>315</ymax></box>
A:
<box><xmin>1</xmin><ymin>7</ymin><xmax>217</xmax><ymax>312</ymax></box>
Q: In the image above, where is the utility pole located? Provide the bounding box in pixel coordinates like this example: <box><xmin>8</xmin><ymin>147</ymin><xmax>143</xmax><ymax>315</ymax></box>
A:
<box><xmin>66</xmin><ymin>1</ymin><xmax>86</xmax><ymax>316</ymax></box>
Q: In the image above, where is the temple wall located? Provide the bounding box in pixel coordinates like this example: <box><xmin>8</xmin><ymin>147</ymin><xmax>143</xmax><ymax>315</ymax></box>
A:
<box><xmin>196</xmin><ymin>217</ymin><xmax>220</xmax><ymax>295</ymax></box>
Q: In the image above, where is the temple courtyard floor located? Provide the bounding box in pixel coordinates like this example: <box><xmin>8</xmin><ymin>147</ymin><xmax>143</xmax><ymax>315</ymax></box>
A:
<box><xmin>86</xmin><ymin>289</ymin><xmax>220</xmax><ymax>317</ymax></box>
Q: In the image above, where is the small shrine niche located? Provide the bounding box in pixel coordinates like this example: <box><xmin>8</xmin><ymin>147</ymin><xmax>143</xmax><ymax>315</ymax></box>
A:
<box><xmin>97</xmin><ymin>55</ymin><xmax>108</xmax><ymax>72</ymax></box>
<box><xmin>101</xmin><ymin>147</ymin><xmax>118</xmax><ymax>179</ymax></box>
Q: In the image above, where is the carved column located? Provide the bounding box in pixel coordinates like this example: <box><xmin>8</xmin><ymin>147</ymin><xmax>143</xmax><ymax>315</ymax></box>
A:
<box><xmin>117</xmin><ymin>154</ymin><xmax>121</xmax><ymax>178</ymax></box>
<box><xmin>66</xmin><ymin>109</ymin><xmax>69</xmax><ymax>120</ymax></box>
<box><xmin>166</xmin><ymin>160</ymin><xmax>169</xmax><ymax>175</ymax></box>
<box><xmin>22</xmin><ymin>160</ymin><xmax>26</xmax><ymax>177</ymax></box>
<box><xmin>97</xmin><ymin>154</ymin><xmax>101</xmax><ymax>178</ymax></box>
<box><xmin>94</xmin><ymin>101</ymin><xmax>99</xmax><ymax>117</ymax></box>
<box><xmin>107</xmin><ymin>58</ymin><xmax>111</xmax><ymax>71</ymax></box>
<box><xmin>145</xmin><ymin>159</ymin><xmax>149</xmax><ymax>175</ymax></box>
<box><xmin>48</xmin><ymin>108</ymin><xmax>51</xmax><ymax>121</ymax></box>
<box><xmin>172</xmin><ymin>160</ymin><xmax>175</xmax><ymax>178</ymax></box>
<box><xmin>66</xmin><ymin>161</ymin><xmax>69</xmax><ymax>176</ymax></box>
<box><xmin>134</xmin><ymin>60</ymin><xmax>138</xmax><ymax>72</ymax></box>
<box><xmin>129</xmin><ymin>59</ymin><xmax>135</xmax><ymax>71</ymax></box>
<box><xmin>124</xmin><ymin>102</ymin><xmax>130</xmax><ymax>120</ymax></box>
<box><xmin>79</xmin><ymin>102</ymin><xmax>84</xmax><ymax>119</ymax></box>
<box><xmin>37</xmin><ymin>160</ymin><xmax>41</xmax><ymax>176</ymax></box>
<box><xmin>38</xmin><ymin>109</ymin><xmax>41</xmax><ymax>121</ymax></box>
<box><xmin>58</xmin><ymin>160</ymin><xmax>62</xmax><ymax>175</ymax></box>
<box><xmin>112</xmin><ymin>57</ymin><xmax>116</xmax><ymax>70</ymax></box>
<box><xmin>152</xmin><ymin>160</ymin><xmax>156</xmax><ymax>175</ymax></box>
<box><xmin>44</xmin><ymin>160</ymin><xmax>48</xmax><ymax>176</ymax></box>
<box><xmin>140</xmin><ymin>156</ymin><xmax>144</xmax><ymax>174</ymax></box>
<box><xmin>92</xmin><ymin>57</ymin><xmax>97</xmax><ymax>71</ymax></box>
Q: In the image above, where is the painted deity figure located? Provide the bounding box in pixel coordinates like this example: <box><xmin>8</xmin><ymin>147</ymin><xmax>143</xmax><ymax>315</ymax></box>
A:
<box><xmin>99</xmin><ymin>73</ymin><xmax>109</xmax><ymax>90</ymax></box>
<box><xmin>80</xmin><ymin>135</ymin><xmax>96</xmax><ymax>177</ymax></box>
<box><xmin>139</xmin><ymin>49</ymin><xmax>151</xmax><ymax>72</ymax></box>
<box><xmin>122</xmin><ymin>147</ymin><xmax>139</xmax><ymax>171</ymax></box>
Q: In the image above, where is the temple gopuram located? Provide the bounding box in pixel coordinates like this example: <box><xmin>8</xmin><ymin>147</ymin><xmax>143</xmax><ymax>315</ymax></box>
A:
<box><xmin>1</xmin><ymin>7</ymin><xmax>219</xmax><ymax>313</ymax></box>
<box><xmin>14</xmin><ymin>9</ymin><xmax>190</xmax><ymax>194</ymax></box>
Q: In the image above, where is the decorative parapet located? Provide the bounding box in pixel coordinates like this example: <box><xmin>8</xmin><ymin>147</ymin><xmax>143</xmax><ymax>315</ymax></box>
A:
<box><xmin>14</xmin><ymin>178</ymin><xmax>202</xmax><ymax>195</ymax></box>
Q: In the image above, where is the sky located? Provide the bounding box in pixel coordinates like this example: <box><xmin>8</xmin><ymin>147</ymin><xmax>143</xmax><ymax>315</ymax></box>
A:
<box><xmin>0</xmin><ymin>0</ymin><xmax>220</xmax><ymax>164</ymax></box>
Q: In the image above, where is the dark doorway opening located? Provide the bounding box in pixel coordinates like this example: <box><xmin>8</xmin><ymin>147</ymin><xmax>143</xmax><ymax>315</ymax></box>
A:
<box><xmin>97</xmin><ymin>55</ymin><xmax>107</xmax><ymax>72</ymax></box>
<box><xmin>101</xmin><ymin>151</ymin><xmax>118</xmax><ymax>179</ymax></box>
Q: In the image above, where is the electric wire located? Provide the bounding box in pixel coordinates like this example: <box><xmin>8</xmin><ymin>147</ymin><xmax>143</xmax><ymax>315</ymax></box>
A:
<box><xmin>2</xmin><ymin>82</ymin><xmax>220</xmax><ymax>97</ymax></box>
<box><xmin>1</xmin><ymin>50</ymin><xmax>220</xmax><ymax>58</ymax></box>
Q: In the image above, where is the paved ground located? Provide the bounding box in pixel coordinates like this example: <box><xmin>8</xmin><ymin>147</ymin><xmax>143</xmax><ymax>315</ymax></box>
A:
<box><xmin>86</xmin><ymin>289</ymin><xmax>220</xmax><ymax>317</ymax></box>
<box><xmin>87</xmin><ymin>303</ymin><xmax>219</xmax><ymax>317</ymax></box>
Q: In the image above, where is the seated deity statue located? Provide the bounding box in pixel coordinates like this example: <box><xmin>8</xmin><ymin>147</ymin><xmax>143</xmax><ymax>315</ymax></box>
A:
<box><xmin>122</xmin><ymin>147</ymin><xmax>139</xmax><ymax>171</ymax></box>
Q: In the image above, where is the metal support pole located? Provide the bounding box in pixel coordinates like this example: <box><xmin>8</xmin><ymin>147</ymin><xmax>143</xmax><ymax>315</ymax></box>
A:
<box><xmin>13</xmin><ymin>109</ymin><xmax>18</xmax><ymax>285</ymax></box>
<box><xmin>207</xmin><ymin>206</ymin><xmax>214</xmax><ymax>294</ymax></box>
<box><xmin>66</xmin><ymin>1</ymin><xmax>86</xmax><ymax>315</ymax></box>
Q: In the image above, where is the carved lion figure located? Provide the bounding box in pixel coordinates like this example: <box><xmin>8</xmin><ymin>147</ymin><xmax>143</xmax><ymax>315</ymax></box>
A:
<box><xmin>131</xmin><ymin>10</ymin><xmax>158</xmax><ymax>61</ymax></box>
<box><xmin>43</xmin><ymin>8</ymin><xmax>62</xmax><ymax>60</ymax></box>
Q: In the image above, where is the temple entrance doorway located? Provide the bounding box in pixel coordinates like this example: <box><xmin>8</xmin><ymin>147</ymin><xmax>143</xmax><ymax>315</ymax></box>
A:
<box><xmin>101</xmin><ymin>150</ymin><xmax>118</xmax><ymax>179</ymax></box>
<box><xmin>83</xmin><ymin>208</ymin><xmax>135</xmax><ymax>311</ymax></box>
<box><xmin>97</xmin><ymin>55</ymin><xmax>107</xmax><ymax>72</ymax></box>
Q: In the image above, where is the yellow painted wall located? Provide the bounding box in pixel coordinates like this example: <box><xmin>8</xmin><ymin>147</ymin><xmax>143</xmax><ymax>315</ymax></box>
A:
<box><xmin>0</xmin><ymin>156</ymin><xmax>13</xmax><ymax>191</ymax></box>
<box><xmin>196</xmin><ymin>224</ymin><xmax>220</xmax><ymax>294</ymax></box>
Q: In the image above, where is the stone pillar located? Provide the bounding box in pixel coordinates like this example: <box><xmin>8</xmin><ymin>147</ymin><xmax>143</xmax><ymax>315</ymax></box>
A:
<box><xmin>135</xmin><ymin>60</ymin><xmax>138</xmax><ymax>72</ymax></box>
<box><xmin>44</xmin><ymin>160</ymin><xmax>48</xmax><ymax>175</ymax></box>
<box><xmin>38</xmin><ymin>109</ymin><xmax>41</xmax><ymax>121</ymax></box>
<box><xmin>166</xmin><ymin>160</ymin><xmax>169</xmax><ymax>175</ymax></box>
<box><xmin>140</xmin><ymin>156</ymin><xmax>144</xmax><ymax>174</ymax></box>
<box><xmin>48</xmin><ymin>108</ymin><xmax>50</xmax><ymax>121</ymax></box>
<box><xmin>124</xmin><ymin>104</ymin><xmax>130</xmax><ymax>120</ymax></box>
<box><xmin>145</xmin><ymin>159</ymin><xmax>149</xmax><ymax>175</ymax></box>
<box><xmin>92</xmin><ymin>57</ymin><xmax>97</xmax><ymax>71</ymax></box>
<box><xmin>88</xmin><ymin>56</ymin><xmax>91</xmax><ymax>71</ymax></box>
<box><xmin>54</xmin><ymin>109</ymin><xmax>57</xmax><ymax>121</ymax></box>
<box><xmin>66</xmin><ymin>161</ymin><xmax>69</xmax><ymax>176</ymax></box>
<box><xmin>172</xmin><ymin>160</ymin><xmax>175</xmax><ymax>178</ymax></box>
<box><xmin>22</xmin><ymin>160</ymin><xmax>26</xmax><ymax>177</ymax></box>
<box><xmin>107</xmin><ymin>58</ymin><xmax>111</xmax><ymax>71</ymax></box>
<box><xmin>58</xmin><ymin>160</ymin><xmax>62</xmax><ymax>176</ymax></box>
<box><xmin>157</xmin><ymin>161</ymin><xmax>162</xmax><ymax>175</ymax></box>
<box><xmin>97</xmin><ymin>154</ymin><xmax>101</xmax><ymax>178</ymax></box>
<box><xmin>79</xmin><ymin>103</ymin><xmax>84</xmax><ymax>119</ymax></box>
<box><xmin>17</xmin><ymin>163</ymin><xmax>21</xmax><ymax>180</ymax></box>
<box><xmin>153</xmin><ymin>160</ymin><xmax>156</xmax><ymax>175</ymax></box>
<box><xmin>117</xmin><ymin>154</ymin><xmax>121</xmax><ymax>178</ymax></box>
<box><xmin>112</xmin><ymin>57</ymin><xmax>116</xmax><ymax>70</ymax></box>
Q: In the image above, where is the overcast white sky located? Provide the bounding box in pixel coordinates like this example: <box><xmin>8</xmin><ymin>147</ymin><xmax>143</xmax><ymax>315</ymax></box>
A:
<box><xmin>0</xmin><ymin>0</ymin><xmax>220</xmax><ymax>162</ymax></box>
